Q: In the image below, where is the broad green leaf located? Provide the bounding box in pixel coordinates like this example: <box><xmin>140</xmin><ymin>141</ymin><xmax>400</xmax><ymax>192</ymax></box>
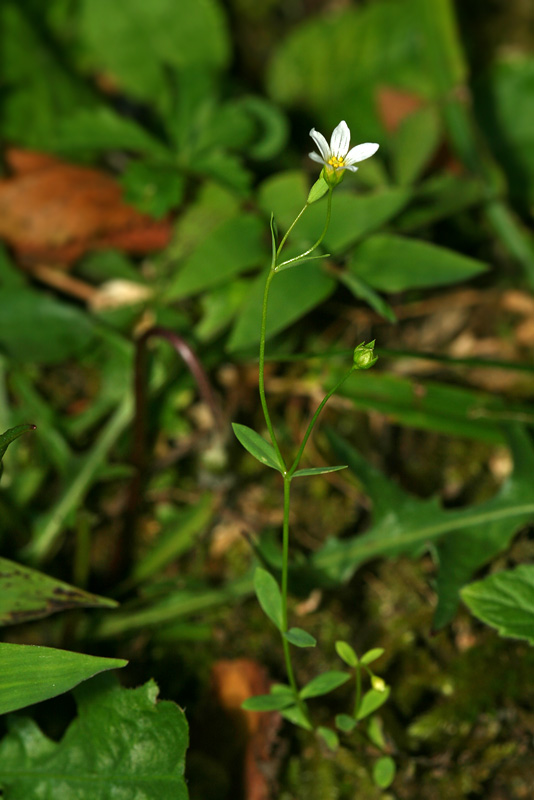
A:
<box><xmin>311</xmin><ymin>426</ymin><xmax>534</xmax><ymax>594</ymax></box>
<box><xmin>228</xmin><ymin>261</ymin><xmax>335</xmax><ymax>351</ymax></box>
<box><xmin>284</xmin><ymin>627</ymin><xmax>317</xmax><ymax>648</ymax></box>
<box><xmin>335</xmin><ymin>713</ymin><xmax>357</xmax><ymax>733</ymax></box>
<box><xmin>196</xmin><ymin>280</ymin><xmax>251</xmax><ymax>341</ymax></box>
<box><xmin>392</xmin><ymin>105</ymin><xmax>442</xmax><ymax>185</ymax></box>
<box><xmin>254</xmin><ymin>567</ymin><xmax>283</xmax><ymax>631</ymax></box>
<box><xmin>373</xmin><ymin>756</ymin><xmax>396</xmax><ymax>789</ymax></box>
<box><xmin>0</xmin><ymin>677</ymin><xmax>188</xmax><ymax>799</ymax></box>
<box><xmin>242</xmin><ymin>693</ymin><xmax>294</xmax><ymax>712</ymax></box>
<box><xmin>461</xmin><ymin>565</ymin><xmax>534</xmax><ymax>644</ymax></box>
<box><xmin>338</xmin><ymin>270</ymin><xmax>397</xmax><ymax>322</ymax></box>
<box><xmin>0</xmin><ymin>557</ymin><xmax>117</xmax><ymax>626</ymax></box>
<box><xmin>0</xmin><ymin>644</ymin><xmax>126</xmax><ymax>715</ymax></box>
<box><xmin>80</xmin><ymin>0</ymin><xmax>229</xmax><ymax>105</ymax></box>
<box><xmin>317</xmin><ymin>726</ymin><xmax>339</xmax><ymax>751</ymax></box>
<box><xmin>300</xmin><ymin>670</ymin><xmax>351</xmax><ymax>699</ymax></box>
<box><xmin>291</xmin><ymin>465</ymin><xmax>347</xmax><ymax>478</ymax></box>
<box><xmin>360</xmin><ymin>647</ymin><xmax>385</xmax><ymax>666</ymax></box>
<box><xmin>335</xmin><ymin>640</ymin><xmax>358</xmax><ymax>668</ymax></box>
<box><xmin>168</xmin><ymin>215</ymin><xmax>266</xmax><ymax>299</ymax></box>
<box><xmin>232</xmin><ymin>423</ymin><xmax>284</xmax><ymax>472</ymax></box>
<box><xmin>0</xmin><ymin>425</ymin><xmax>35</xmax><ymax>479</ymax></box>
<box><xmin>0</xmin><ymin>289</ymin><xmax>95</xmax><ymax>364</ymax></box>
<box><xmin>349</xmin><ymin>234</ymin><xmax>488</xmax><ymax>292</ymax></box>
<box><xmin>280</xmin><ymin>705</ymin><xmax>313</xmax><ymax>731</ymax></box>
<box><xmin>122</xmin><ymin>160</ymin><xmax>185</xmax><ymax>218</ymax></box>
<box><xmin>357</xmin><ymin>686</ymin><xmax>391</xmax><ymax>720</ymax></box>
<box><xmin>56</xmin><ymin>107</ymin><xmax>169</xmax><ymax>158</ymax></box>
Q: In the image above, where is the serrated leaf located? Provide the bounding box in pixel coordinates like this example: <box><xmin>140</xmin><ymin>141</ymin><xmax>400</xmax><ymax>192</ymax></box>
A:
<box><xmin>0</xmin><ymin>556</ymin><xmax>118</xmax><ymax>626</ymax></box>
<box><xmin>461</xmin><ymin>564</ymin><xmax>534</xmax><ymax>644</ymax></box>
<box><xmin>242</xmin><ymin>693</ymin><xmax>294</xmax><ymax>711</ymax></box>
<box><xmin>373</xmin><ymin>755</ymin><xmax>396</xmax><ymax>789</ymax></box>
<box><xmin>0</xmin><ymin>677</ymin><xmax>188</xmax><ymax>799</ymax></box>
<box><xmin>292</xmin><ymin>465</ymin><xmax>347</xmax><ymax>478</ymax></box>
<box><xmin>335</xmin><ymin>713</ymin><xmax>357</xmax><ymax>732</ymax></box>
<box><xmin>254</xmin><ymin>567</ymin><xmax>283</xmax><ymax>631</ymax></box>
<box><xmin>284</xmin><ymin>627</ymin><xmax>317</xmax><ymax>647</ymax></box>
<box><xmin>232</xmin><ymin>423</ymin><xmax>284</xmax><ymax>472</ymax></box>
<box><xmin>300</xmin><ymin>670</ymin><xmax>351</xmax><ymax>699</ymax></box>
<box><xmin>360</xmin><ymin>647</ymin><xmax>385</xmax><ymax>665</ymax></box>
<box><xmin>317</xmin><ymin>726</ymin><xmax>339</xmax><ymax>751</ymax></box>
<box><xmin>356</xmin><ymin>686</ymin><xmax>391</xmax><ymax>720</ymax></box>
<box><xmin>335</xmin><ymin>640</ymin><xmax>358</xmax><ymax>667</ymax></box>
<box><xmin>0</xmin><ymin>644</ymin><xmax>127</xmax><ymax>715</ymax></box>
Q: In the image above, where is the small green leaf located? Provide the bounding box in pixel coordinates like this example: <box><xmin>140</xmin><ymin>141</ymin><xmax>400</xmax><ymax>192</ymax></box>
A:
<box><xmin>307</xmin><ymin>177</ymin><xmax>329</xmax><ymax>204</ymax></box>
<box><xmin>360</xmin><ymin>647</ymin><xmax>385</xmax><ymax>666</ymax></box>
<box><xmin>461</xmin><ymin>564</ymin><xmax>534</xmax><ymax>643</ymax></box>
<box><xmin>300</xmin><ymin>670</ymin><xmax>351</xmax><ymax>699</ymax></box>
<box><xmin>284</xmin><ymin>627</ymin><xmax>317</xmax><ymax>647</ymax></box>
<box><xmin>271</xmin><ymin>683</ymin><xmax>295</xmax><ymax>699</ymax></box>
<box><xmin>292</xmin><ymin>465</ymin><xmax>347</xmax><ymax>478</ymax></box>
<box><xmin>317</xmin><ymin>726</ymin><xmax>339</xmax><ymax>751</ymax></box>
<box><xmin>232</xmin><ymin>423</ymin><xmax>284</xmax><ymax>472</ymax></box>
<box><xmin>0</xmin><ymin>643</ymin><xmax>127</xmax><ymax>715</ymax></box>
<box><xmin>280</xmin><ymin>705</ymin><xmax>313</xmax><ymax>730</ymax></box>
<box><xmin>335</xmin><ymin>713</ymin><xmax>356</xmax><ymax>733</ymax></box>
<box><xmin>254</xmin><ymin>567</ymin><xmax>283</xmax><ymax>631</ymax></box>
<box><xmin>242</xmin><ymin>693</ymin><xmax>293</xmax><ymax>711</ymax></box>
<box><xmin>0</xmin><ymin>424</ymin><xmax>35</xmax><ymax>479</ymax></box>
<box><xmin>356</xmin><ymin>686</ymin><xmax>391</xmax><ymax>720</ymax></box>
<box><xmin>372</xmin><ymin>755</ymin><xmax>396</xmax><ymax>789</ymax></box>
<box><xmin>335</xmin><ymin>640</ymin><xmax>358</xmax><ymax>667</ymax></box>
<box><xmin>338</xmin><ymin>270</ymin><xmax>397</xmax><ymax>322</ymax></box>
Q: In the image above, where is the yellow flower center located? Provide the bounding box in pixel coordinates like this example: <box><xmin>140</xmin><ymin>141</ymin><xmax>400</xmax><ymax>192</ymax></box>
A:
<box><xmin>328</xmin><ymin>155</ymin><xmax>345</xmax><ymax>169</ymax></box>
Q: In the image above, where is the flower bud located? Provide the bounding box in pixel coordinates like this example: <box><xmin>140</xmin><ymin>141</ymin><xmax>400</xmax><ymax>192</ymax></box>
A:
<box><xmin>353</xmin><ymin>340</ymin><xmax>378</xmax><ymax>370</ymax></box>
<box><xmin>371</xmin><ymin>675</ymin><xmax>386</xmax><ymax>692</ymax></box>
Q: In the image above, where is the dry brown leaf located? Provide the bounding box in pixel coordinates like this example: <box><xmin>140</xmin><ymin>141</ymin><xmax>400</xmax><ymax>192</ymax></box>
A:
<box><xmin>211</xmin><ymin>658</ymin><xmax>281</xmax><ymax>800</ymax></box>
<box><xmin>0</xmin><ymin>148</ymin><xmax>172</xmax><ymax>266</ymax></box>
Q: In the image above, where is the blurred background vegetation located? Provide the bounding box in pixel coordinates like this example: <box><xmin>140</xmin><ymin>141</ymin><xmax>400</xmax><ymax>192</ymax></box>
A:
<box><xmin>1</xmin><ymin>0</ymin><xmax>534</xmax><ymax>798</ymax></box>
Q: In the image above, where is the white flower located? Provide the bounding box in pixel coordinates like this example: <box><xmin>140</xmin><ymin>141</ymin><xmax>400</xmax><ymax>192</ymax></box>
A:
<box><xmin>309</xmin><ymin>120</ymin><xmax>379</xmax><ymax>174</ymax></box>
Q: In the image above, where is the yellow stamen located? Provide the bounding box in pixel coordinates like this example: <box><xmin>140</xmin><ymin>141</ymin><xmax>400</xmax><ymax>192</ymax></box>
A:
<box><xmin>328</xmin><ymin>155</ymin><xmax>345</xmax><ymax>169</ymax></box>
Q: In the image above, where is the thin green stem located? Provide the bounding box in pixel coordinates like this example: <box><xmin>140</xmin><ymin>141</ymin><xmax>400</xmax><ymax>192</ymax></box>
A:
<box><xmin>288</xmin><ymin>367</ymin><xmax>354</xmax><ymax>477</ymax></box>
<box><xmin>258</xmin><ymin>268</ymin><xmax>285</xmax><ymax>468</ymax></box>
<box><xmin>276</xmin><ymin>188</ymin><xmax>333</xmax><ymax>271</ymax></box>
<box><xmin>276</xmin><ymin>204</ymin><xmax>309</xmax><ymax>258</ymax></box>
<box><xmin>354</xmin><ymin>665</ymin><xmax>362</xmax><ymax>719</ymax></box>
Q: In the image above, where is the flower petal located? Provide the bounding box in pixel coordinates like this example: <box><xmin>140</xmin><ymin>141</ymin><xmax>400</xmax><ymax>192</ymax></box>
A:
<box><xmin>345</xmin><ymin>142</ymin><xmax>379</xmax><ymax>165</ymax></box>
<box><xmin>330</xmin><ymin>120</ymin><xmax>350</xmax><ymax>157</ymax></box>
<box><xmin>345</xmin><ymin>165</ymin><xmax>359</xmax><ymax>172</ymax></box>
<box><xmin>309</xmin><ymin>151</ymin><xmax>326</xmax><ymax>165</ymax></box>
<box><xmin>309</xmin><ymin>129</ymin><xmax>330</xmax><ymax>161</ymax></box>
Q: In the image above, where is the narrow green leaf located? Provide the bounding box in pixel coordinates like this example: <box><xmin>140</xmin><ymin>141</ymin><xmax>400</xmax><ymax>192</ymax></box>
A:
<box><xmin>292</xmin><ymin>465</ymin><xmax>347</xmax><ymax>478</ymax></box>
<box><xmin>373</xmin><ymin>755</ymin><xmax>396</xmax><ymax>789</ymax></box>
<box><xmin>284</xmin><ymin>627</ymin><xmax>317</xmax><ymax>647</ymax></box>
<box><xmin>360</xmin><ymin>647</ymin><xmax>385</xmax><ymax>666</ymax></box>
<box><xmin>0</xmin><ymin>424</ymin><xmax>35</xmax><ymax>479</ymax></box>
<box><xmin>317</xmin><ymin>726</ymin><xmax>339</xmax><ymax>751</ymax></box>
<box><xmin>0</xmin><ymin>556</ymin><xmax>118</xmax><ymax>626</ymax></box>
<box><xmin>335</xmin><ymin>713</ymin><xmax>357</xmax><ymax>733</ymax></box>
<box><xmin>242</xmin><ymin>693</ymin><xmax>293</xmax><ymax>712</ymax></box>
<box><xmin>0</xmin><ymin>643</ymin><xmax>127</xmax><ymax>715</ymax></box>
<box><xmin>335</xmin><ymin>640</ymin><xmax>358</xmax><ymax>667</ymax></box>
<box><xmin>300</xmin><ymin>670</ymin><xmax>351</xmax><ymax>699</ymax></box>
<box><xmin>232</xmin><ymin>423</ymin><xmax>284</xmax><ymax>472</ymax></box>
<box><xmin>338</xmin><ymin>270</ymin><xmax>397</xmax><ymax>322</ymax></box>
<box><xmin>307</xmin><ymin>177</ymin><xmax>329</xmax><ymax>204</ymax></box>
<box><xmin>254</xmin><ymin>567</ymin><xmax>283</xmax><ymax>631</ymax></box>
<box><xmin>280</xmin><ymin>705</ymin><xmax>313</xmax><ymax>730</ymax></box>
<box><xmin>461</xmin><ymin>564</ymin><xmax>534</xmax><ymax>643</ymax></box>
<box><xmin>356</xmin><ymin>686</ymin><xmax>391</xmax><ymax>720</ymax></box>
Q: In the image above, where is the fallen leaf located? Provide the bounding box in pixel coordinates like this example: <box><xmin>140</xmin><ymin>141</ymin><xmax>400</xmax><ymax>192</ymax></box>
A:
<box><xmin>0</xmin><ymin>148</ymin><xmax>172</xmax><ymax>266</ymax></box>
<box><xmin>211</xmin><ymin>658</ymin><xmax>281</xmax><ymax>800</ymax></box>
<box><xmin>377</xmin><ymin>86</ymin><xmax>424</xmax><ymax>133</ymax></box>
